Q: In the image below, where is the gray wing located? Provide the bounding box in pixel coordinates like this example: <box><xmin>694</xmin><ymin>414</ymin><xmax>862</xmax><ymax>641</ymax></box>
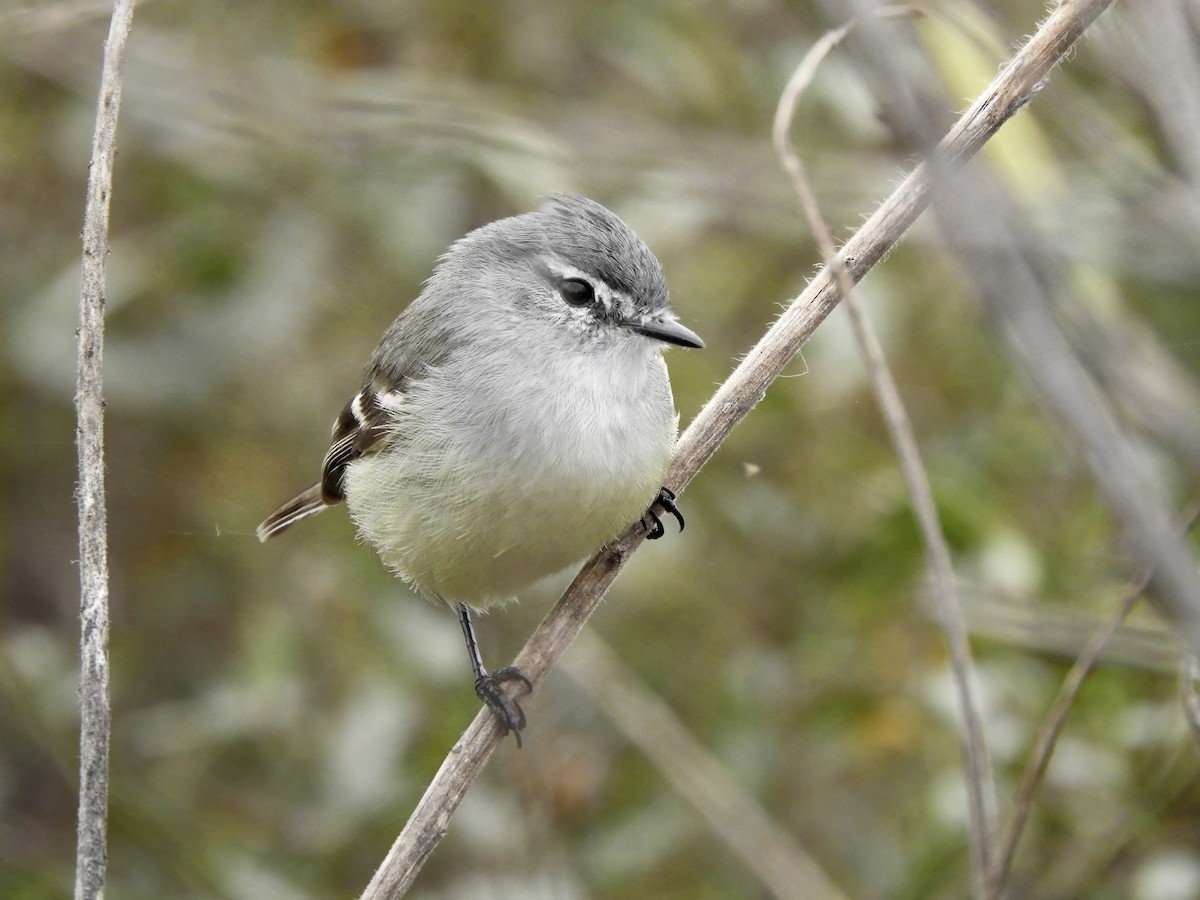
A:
<box><xmin>256</xmin><ymin>385</ymin><xmax>399</xmax><ymax>541</ymax></box>
<box><xmin>258</xmin><ymin>269</ymin><xmax>455</xmax><ymax>542</ymax></box>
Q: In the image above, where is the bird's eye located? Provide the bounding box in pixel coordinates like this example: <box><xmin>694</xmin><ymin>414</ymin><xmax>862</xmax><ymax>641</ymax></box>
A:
<box><xmin>559</xmin><ymin>278</ymin><xmax>595</xmax><ymax>307</ymax></box>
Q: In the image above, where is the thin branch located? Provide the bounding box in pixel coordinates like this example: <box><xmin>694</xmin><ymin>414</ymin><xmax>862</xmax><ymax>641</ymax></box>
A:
<box><xmin>771</xmin><ymin>12</ymin><xmax>996</xmax><ymax>895</ymax></box>
<box><xmin>562</xmin><ymin>632</ymin><xmax>850</xmax><ymax>900</ymax></box>
<box><xmin>984</xmin><ymin>500</ymin><xmax>1200</xmax><ymax>898</ymax></box>
<box><xmin>74</xmin><ymin>2</ymin><xmax>135</xmax><ymax>899</ymax></box>
<box><xmin>986</xmin><ymin>580</ymin><xmax>1134</xmax><ymax>897</ymax></box>
<box><xmin>361</xmin><ymin>2</ymin><xmax>1116</xmax><ymax>895</ymax></box>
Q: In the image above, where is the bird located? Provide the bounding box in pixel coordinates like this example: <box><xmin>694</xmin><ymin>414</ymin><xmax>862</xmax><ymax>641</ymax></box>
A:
<box><xmin>257</xmin><ymin>195</ymin><xmax>703</xmax><ymax>743</ymax></box>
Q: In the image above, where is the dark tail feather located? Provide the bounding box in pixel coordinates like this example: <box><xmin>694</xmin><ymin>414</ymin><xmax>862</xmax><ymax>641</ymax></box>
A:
<box><xmin>257</xmin><ymin>485</ymin><xmax>330</xmax><ymax>542</ymax></box>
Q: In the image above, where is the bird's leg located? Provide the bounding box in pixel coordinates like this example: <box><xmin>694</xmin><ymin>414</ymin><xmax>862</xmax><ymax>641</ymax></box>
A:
<box><xmin>642</xmin><ymin>486</ymin><xmax>685</xmax><ymax>540</ymax></box>
<box><xmin>457</xmin><ymin>603</ymin><xmax>531</xmax><ymax>746</ymax></box>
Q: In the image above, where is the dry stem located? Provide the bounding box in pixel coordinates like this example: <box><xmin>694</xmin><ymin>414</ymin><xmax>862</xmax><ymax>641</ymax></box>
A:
<box><xmin>984</xmin><ymin>501</ymin><xmax>1200</xmax><ymax>897</ymax></box>
<box><xmin>74</xmin><ymin>2</ymin><xmax>136</xmax><ymax>898</ymax></box>
<box><xmin>361</xmin><ymin>1</ymin><xmax>1118</xmax><ymax>895</ymax></box>
<box><xmin>771</xmin><ymin>10</ymin><xmax>997</xmax><ymax>893</ymax></box>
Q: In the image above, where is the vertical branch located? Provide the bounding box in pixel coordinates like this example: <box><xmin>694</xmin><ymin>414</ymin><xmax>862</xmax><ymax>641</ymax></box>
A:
<box><xmin>75</xmin><ymin>2</ymin><xmax>136</xmax><ymax>899</ymax></box>
<box><xmin>771</xmin><ymin>14</ymin><xmax>997</xmax><ymax>894</ymax></box>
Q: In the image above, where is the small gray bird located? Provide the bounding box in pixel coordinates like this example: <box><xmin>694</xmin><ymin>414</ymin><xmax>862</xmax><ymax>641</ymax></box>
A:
<box><xmin>258</xmin><ymin>195</ymin><xmax>703</xmax><ymax>742</ymax></box>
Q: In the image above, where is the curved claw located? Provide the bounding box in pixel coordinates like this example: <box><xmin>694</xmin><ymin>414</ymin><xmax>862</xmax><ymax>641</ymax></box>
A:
<box><xmin>643</xmin><ymin>486</ymin><xmax>684</xmax><ymax>540</ymax></box>
<box><xmin>475</xmin><ymin>666</ymin><xmax>532</xmax><ymax>747</ymax></box>
<box><xmin>643</xmin><ymin>507</ymin><xmax>665</xmax><ymax>539</ymax></box>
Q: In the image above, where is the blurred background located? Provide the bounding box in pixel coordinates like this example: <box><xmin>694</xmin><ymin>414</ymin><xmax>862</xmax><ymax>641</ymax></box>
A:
<box><xmin>4</xmin><ymin>0</ymin><xmax>1200</xmax><ymax>897</ymax></box>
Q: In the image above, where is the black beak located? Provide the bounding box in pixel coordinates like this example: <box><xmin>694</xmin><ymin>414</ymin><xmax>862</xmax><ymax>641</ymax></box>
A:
<box><xmin>627</xmin><ymin>315</ymin><xmax>705</xmax><ymax>349</ymax></box>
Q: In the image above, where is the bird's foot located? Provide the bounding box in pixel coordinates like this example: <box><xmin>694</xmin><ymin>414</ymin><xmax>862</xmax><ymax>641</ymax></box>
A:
<box><xmin>475</xmin><ymin>666</ymin><xmax>532</xmax><ymax>747</ymax></box>
<box><xmin>642</xmin><ymin>486</ymin><xmax>685</xmax><ymax>540</ymax></box>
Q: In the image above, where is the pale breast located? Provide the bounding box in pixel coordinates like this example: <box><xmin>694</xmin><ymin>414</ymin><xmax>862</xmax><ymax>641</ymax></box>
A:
<box><xmin>344</xmin><ymin>344</ymin><xmax>677</xmax><ymax>608</ymax></box>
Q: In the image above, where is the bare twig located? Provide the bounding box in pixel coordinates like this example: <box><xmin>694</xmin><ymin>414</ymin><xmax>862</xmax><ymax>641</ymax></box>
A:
<box><xmin>74</xmin><ymin>2</ymin><xmax>135</xmax><ymax>898</ymax></box>
<box><xmin>827</xmin><ymin>7</ymin><xmax>1200</xmax><ymax>886</ymax></box>
<box><xmin>771</xmin><ymin>12</ymin><xmax>997</xmax><ymax>894</ymax></box>
<box><xmin>562</xmin><ymin>632</ymin><xmax>849</xmax><ymax>900</ymax></box>
<box><xmin>361</xmin><ymin>2</ymin><xmax>1116</xmax><ymax>895</ymax></box>
<box><xmin>987</xmin><ymin>581</ymin><xmax>1136</xmax><ymax>897</ymax></box>
<box><xmin>985</xmin><ymin>501</ymin><xmax>1200</xmax><ymax>898</ymax></box>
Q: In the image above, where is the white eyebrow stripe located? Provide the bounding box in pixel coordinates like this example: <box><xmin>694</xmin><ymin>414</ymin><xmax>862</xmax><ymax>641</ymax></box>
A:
<box><xmin>375</xmin><ymin>389</ymin><xmax>406</xmax><ymax>413</ymax></box>
<box><xmin>544</xmin><ymin>262</ymin><xmax>622</xmax><ymax>313</ymax></box>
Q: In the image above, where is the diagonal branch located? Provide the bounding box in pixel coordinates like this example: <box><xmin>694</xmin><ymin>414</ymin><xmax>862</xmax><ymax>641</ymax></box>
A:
<box><xmin>361</xmin><ymin>1</ymin><xmax>1117</xmax><ymax>895</ymax></box>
